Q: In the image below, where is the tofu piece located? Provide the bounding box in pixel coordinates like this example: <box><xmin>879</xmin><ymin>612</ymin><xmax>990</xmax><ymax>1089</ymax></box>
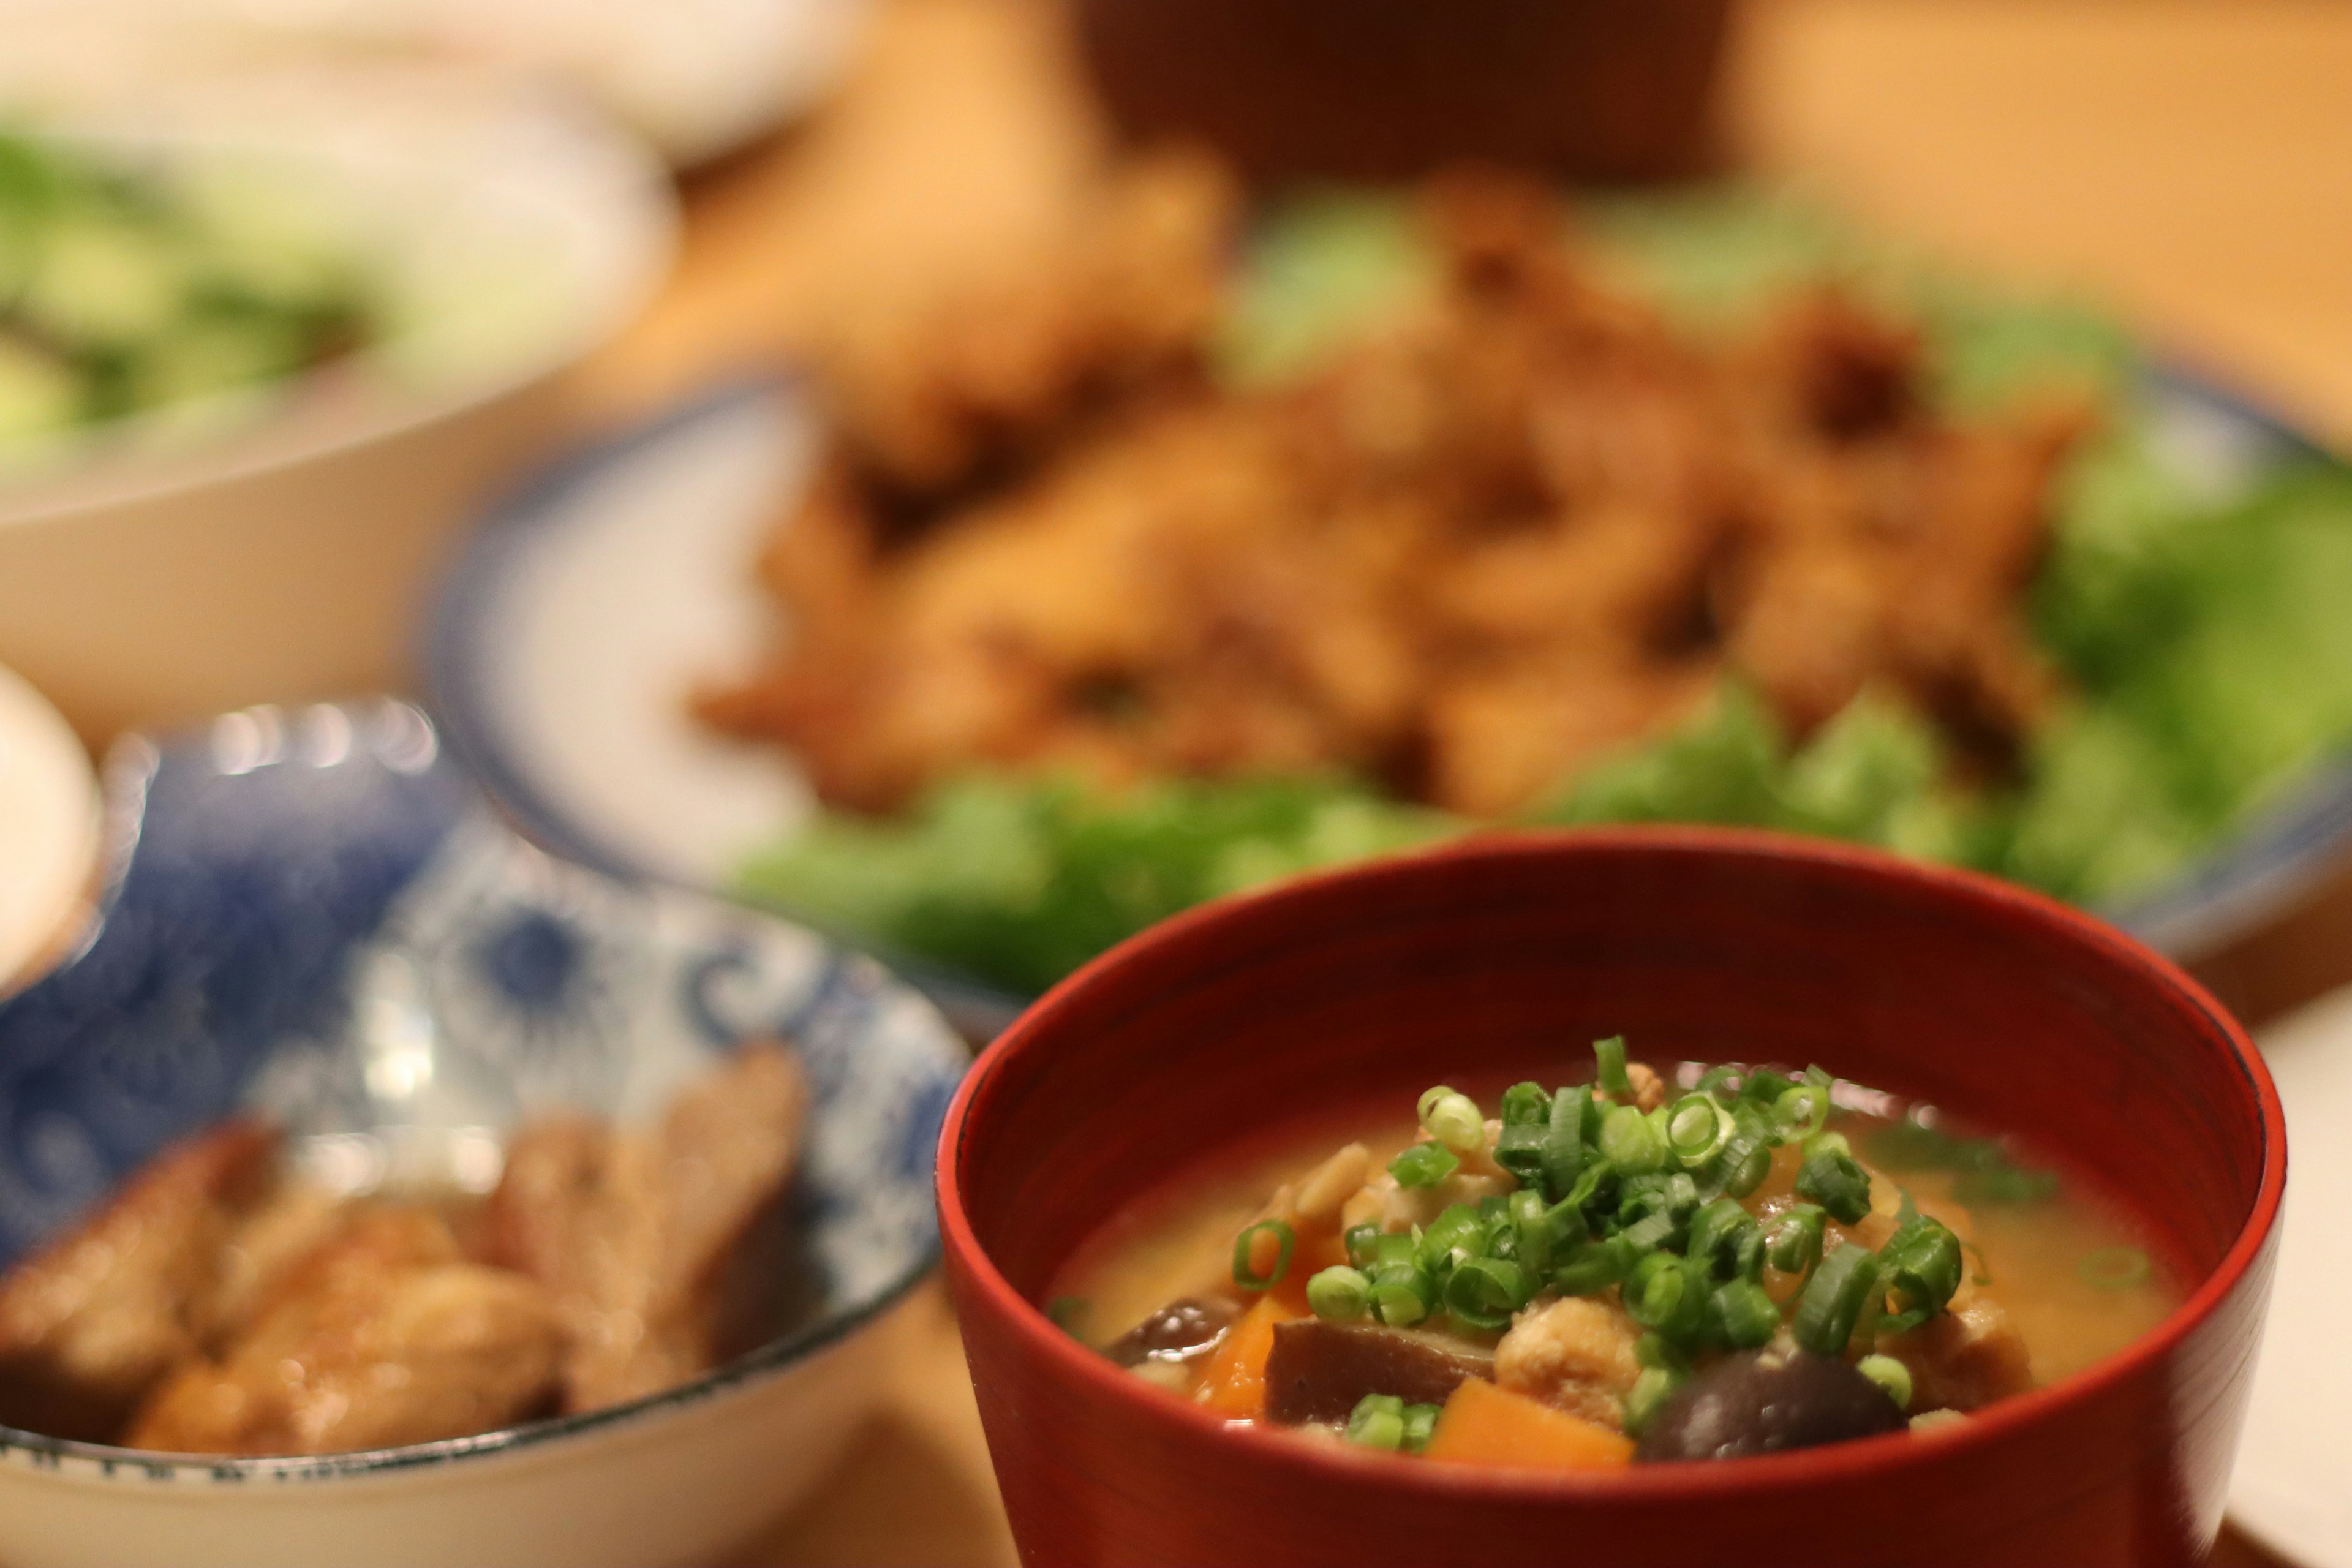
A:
<box><xmin>1494</xmin><ymin>1295</ymin><xmax>1643</xmax><ymax>1430</ymax></box>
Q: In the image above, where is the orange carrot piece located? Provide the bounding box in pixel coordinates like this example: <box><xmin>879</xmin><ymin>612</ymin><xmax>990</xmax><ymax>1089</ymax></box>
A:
<box><xmin>1420</xmin><ymin>1378</ymin><xmax>1636</xmax><ymax>1472</ymax></box>
<box><xmin>1196</xmin><ymin>1295</ymin><xmax>1300</xmax><ymax>1419</ymax></box>
<box><xmin>1271</xmin><ymin>1231</ymin><xmax>1349</xmax><ymax>1314</ymax></box>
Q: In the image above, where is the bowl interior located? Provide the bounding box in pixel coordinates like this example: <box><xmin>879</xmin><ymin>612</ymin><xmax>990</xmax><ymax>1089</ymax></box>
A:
<box><xmin>957</xmin><ymin>830</ymin><xmax>2271</xmax><ymax>1313</ymax></box>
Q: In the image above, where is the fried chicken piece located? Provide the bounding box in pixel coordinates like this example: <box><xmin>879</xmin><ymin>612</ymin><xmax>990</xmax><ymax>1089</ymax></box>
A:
<box><xmin>820</xmin><ymin>152</ymin><xmax>1238</xmax><ymax>508</ymax></box>
<box><xmin>126</xmin><ymin>1206</ymin><xmax>562</xmax><ymax>1455</ymax></box>
<box><xmin>484</xmin><ymin>1044</ymin><xmax>809</xmax><ymax>1413</ymax></box>
<box><xmin>1424</xmin><ymin>658</ymin><xmax>1717</xmax><ymax>816</ymax></box>
<box><xmin>0</xmin><ymin>1120</ymin><xmax>276</xmax><ymax>1441</ymax></box>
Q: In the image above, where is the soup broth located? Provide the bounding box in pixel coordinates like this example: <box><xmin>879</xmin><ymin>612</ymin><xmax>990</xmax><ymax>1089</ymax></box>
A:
<box><xmin>1050</xmin><ymin>1047</ymin><xmax>2179</xmax><ymax>1471</ymax></box>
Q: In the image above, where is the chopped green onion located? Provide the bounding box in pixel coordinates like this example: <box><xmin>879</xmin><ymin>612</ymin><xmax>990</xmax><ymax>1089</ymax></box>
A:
<box><xmin>1400</xmin><ymin>1402</ymin><xmax>1441</xmax><ymax>1455</ymax></box>
<box><xmin>1795</xmin><ymin>1151</ymin><xmax>1874</xmax><ymax>1224</ymax></box>
<box><xmin>1634</xmin><ymin>1330</ymin><xmax>1687</xmax><ymax>1371</ymax></box>
<box><xmin>1599</xmin><ymin>1104</ymin><xmax>1667</xmax><ymax>1174</ymax></box>
<box><xmin>1419</xmin><ymin>1204</ymin><xmax>1486</xmax><ymax>1274</ymax></box>
<box><xmin>1306</xmin><ymin>1265</ymin><xmax>1371</xmax><ymax>1322</ymax></box>
<box><xmin>2078</xmin><ymin>1246</ymin><xmax>2154</xmax><ymax>1292</ymax></box>
<box><xmin>1623</xmin><ymin>1365</ymin><xmax>1686</xmax><ymax>1437</ymax></box>
<box><xmin>1541</xmin><ymin>1087</ymin><xmax>1588</xmax><ymax>1200</ymax></box>
<box><xmin>1617</xmin><ymin>1208</ymin><xmax>1678</xmax><ymax>1254</ymax></box>
<box><xmin>1708</xmin><ymin>1278</ymin><xmax>1781</xmax><ymax>1350</ymax></box>
<box><xmin>1369</xmin><ymin>1278</ymin><xmax>1430</xmax><ymax>1327</ymax></box>
<box><xmin>1417</xmin><ymin>1085</ymin><xmax>1458</xmax><ymax>1124</ymax></box>
<box><xmin>1508</xmin><ymin>1189</ymin><xmax>1561</xmax><ymax>1277</ymax></box>
<box><xmin>1499</xmin><ymin>1081</ymin><xmax>1550</xmax><ymax>1126</ymax></box>
<box><xmin>1686</xmin><ymin>1197</ymin><xmax>1759</xmax><ymax>1280</ymax></box>
<box><xmin>1667</xmin><ymin>1095</ymin><xmax>1731</xmax><ymax>1167</ymax></box>
<box><xmin>1422</xmin><ymin>1090</ymin><xmax>1487</xmax><ymax>1155</ymax></box>
<box><xmin>1766</xmin><ymin>1204</ymin><xmax>1827</xmax><ymax>1278</ymax></box>
<box><xmin>1739</xmin><ymin>1067</ymin><xmax>1795</xmax><ymax>1108</ymax></box>
<box><xmin>1389</xmin><ymin>1140</ymin><xmax>1460</xmax><ymax>1189</ymax></box>
<box><xmin>1370</xmin><ymin>1232</ymin><xmax>1419</xmax><ymax>1270</ymax></box>
<box><xmin>1595</xmin><ymin>1036</ymin><xmax>1633</xmax><ymax>1098</ymax></box>
<box><xmin>1046</xmin><ymin>1297</ymin><xmax>1088</xmax><ymax>1336</ymax></box>
<box><xmin>1793</xmin><ymin>1243</ymin><xmax>1883</xmax><ymax>1356</ymax></box>
<box><xmin>1773</xmin><ymin>1085</ymin><xmax>1831</xmax><ymax>1140</ymax></box>
<box><xmin>1554</xmin><ymin>1236</ymin><xmax>1634</xmax><ymax>1296</ymax></box>
<box><xmin>1856</xmin><ymin>1354</ymin><xmax>1913</xmax><ymax>1411</ymax></box>
<box><xmin>1880</xmin><ymin>1217</ymin><xmax>1964</xmax><ymax>1326</ymax></box>
<box><xmin>1346</xmin><ymin>1393</ymin><xmax>1407</xmax><ymax>1450</ymax></box>
<box><xmin>1493</xmin><ymin>1121</ymin><xmax>1548</xmax><ymax>1191</ymax></box>
<box><xmin>1231</xmin><ymin>1219</ymin><xmax>1295</xmax><ymax>1290</ymax></box>
<box><xmin>1444</xmin><ymin>1256</ymin><xmax>1532</xmax><ymax>1330</ymax></box>
<box><xmin>1626</xmin><ymin>1252</ymin><xmax>1706</xmax><ymax>1343</ymax></box>
<box><xmin>1803</xmin><ymin>1129</ymin><xmax>1853</xmax><ymax>1162</ymax></box>
<box><xmin>1344</xmin><ymin>1223</ymin><xmax>1382</xmax><ymax>1270</ymax></box>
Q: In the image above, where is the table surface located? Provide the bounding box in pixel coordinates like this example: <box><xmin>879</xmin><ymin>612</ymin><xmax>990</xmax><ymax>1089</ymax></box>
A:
<box><xmin>571</xmin><ymin>2</ymin><xmax>2352</xmax><ymax>1561</ymax></box>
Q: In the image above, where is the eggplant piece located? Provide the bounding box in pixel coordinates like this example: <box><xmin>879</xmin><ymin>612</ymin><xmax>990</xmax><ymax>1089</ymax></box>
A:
<box><xmin>1635</xmin><ymin>1349</ymin><xmax>1904</xmax><ymax>1463</ymax></box>
<box><xmin>1262</xmin><ymin>1319</ymin><xmax>1494</xmax><ymax>1425</ymax></box>
<box><xmin>1106</xmin><ymin>1298</ymin><xmax>1238</xmax><ymax>1367</ymax></box>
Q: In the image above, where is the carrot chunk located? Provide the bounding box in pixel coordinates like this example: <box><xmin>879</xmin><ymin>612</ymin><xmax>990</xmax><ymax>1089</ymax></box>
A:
<box><xmin>1420</xmin><ymin>1377</ymin><xmax>1636</xmax><ymax>1471</ymax></box>
<box><xmin>1196</xmin><ymin>1295</ymin><xmax>1300</xmax><ymax>1419</ymax></box>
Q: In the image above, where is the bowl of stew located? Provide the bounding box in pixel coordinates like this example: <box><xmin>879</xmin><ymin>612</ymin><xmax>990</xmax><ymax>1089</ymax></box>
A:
<box><xmin>938</xmin><ymin>829</ymin><xmax>2283</xmax><ymax>1567</ymax></box>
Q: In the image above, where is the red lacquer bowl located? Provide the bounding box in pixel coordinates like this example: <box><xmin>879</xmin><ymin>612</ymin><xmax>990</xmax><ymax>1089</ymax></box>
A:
<box><xmin>937</xmin><ymin>830</ymin><xmax>2285</xmax><ymax>1567</ymax></box>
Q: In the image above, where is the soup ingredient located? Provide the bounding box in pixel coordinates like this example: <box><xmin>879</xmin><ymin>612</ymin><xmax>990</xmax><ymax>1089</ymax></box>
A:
<box><xmin>1195</xmin><ymin>1294</ymin><xmax>1298</xmax><ymax>1419</ymax></box>
<box><xmin>0</xmin><ymin>1044</ymin><xmax>809</xmax><ymax>1455</ymax></box>
<box><xmin>0</xmin><ymin>1120</ymin><xmax>276</xmax><ymax>1442</ymax></box>
<box><xmin>2077</xmin><ymin>1246</ymin><xmax>2152</xmax><ymax>1292</ymax></box>
<box><xmin>1106</xmin><ymin>1297</ymin><xmax>1238</xmax><ymax>1367</ymax></box>
<box><xmin>484</xmin><ymin>1044</ymin><xmax>808</xmax><ymax>1411</ymax></box>
<box><xmin>1263</xmin><ymin>1319</ymin><xmax>1493</xmax><ymax>1424</ymax></box>
<box><xmin>1632</xmin><ymin>1348</ymin><xmax>1905</xmax><ymax>1463</ymax></box>
<box><xmin>1419</xmin><ymin>1376</ymin><xmax>1636</xmax><ymax>1471</ymax></box>
<box><xmin>127</xmin><ymin>1207</ymin><xmax>563</xmax><ymax>1455</ymax></box>
<box><xmin>0</xmin><ymin>131</ymin><xmax>383</xmax><ymax>451</ymax></box>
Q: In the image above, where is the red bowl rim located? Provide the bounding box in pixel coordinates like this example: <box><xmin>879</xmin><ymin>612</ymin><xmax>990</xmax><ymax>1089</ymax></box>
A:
<box><xmin>936</xmin><ymin>825</ymin><xmax>2287</xmax><ymax>1503</ymax></box>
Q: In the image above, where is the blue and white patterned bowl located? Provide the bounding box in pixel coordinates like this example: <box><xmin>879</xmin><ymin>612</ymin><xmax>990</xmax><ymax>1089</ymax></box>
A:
<box><xmin>0</xmin><ymin>699</ymin><xmax>967</xmax><ymax>1568</ymax></box>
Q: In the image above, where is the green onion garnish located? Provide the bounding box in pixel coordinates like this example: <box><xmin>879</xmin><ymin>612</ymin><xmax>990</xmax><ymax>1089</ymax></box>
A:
<box><xmin>1773</xmin><ymin>1084</ymin><xmax>1831</xmax><ymax>1140</ymax></box>
<box><xmin>1231</xmin><ymin>1219</ymin><xmax>1296</xmax><ymax>1290</ymax></box>
<box><xmin>1626</xmin><ymin>1252</ymin><xmax>1706</xmax><ymax>1343</ymax></box>
<box><xmin>1553</xmin><ymin>1237</ymin><xmax>1633</xmax><ymax>1296</ymax></box>
<box><xmin>1344</xmin><ymin>1222</ymin><xmax>1382</xmax><ymax>1270</ymax></box>
<box><xmin>1493</xmin><ymin>1121</ymin><xmax>1548</xmax><ymax>1191</ymax></box>
<box><xmin>1599</xmin><ymin>1104</ymin><xmax>1667</xmax><ymax>1174</ymax></box>
<box><xmin>1419</xmin><ymin>1203</ymin><xmax>1485</xmax><ymax>1274</ymax></box>
<box><xmin>1541</xmin><ymin>1087</ymin><xmax>1588</xmax><ymax>1200</ymax></box>
<box><xmin>1856</xmin><ymin>1353</ymin><xmax>1913</xmax><ymax>1411</ymax></box>
<box><xmin>1507</xmin><ymin>1189</ymin><xmax>1559</xmax><ymax>1277</ymax></box>
<box><xmin>1666</xmin><ymin>1093</ymin><xmax>1729</xmax><ymax>1167</ymax></box>
<box><xmin>1880</xmin><ymin>1216</ymin><xmax>1964</xmax><ymax>1327</ymax></box>
<box><xmin>1499</xmin><ymin>1081</ymin><xmax>1550</xmax><ymax>1126</ymax></box>
<box><xmin>1739</xmin><ymin>1066</ymin><xmax>1795</xmax><ymax>1107</ymax></box>
<box><xmin>1306</xmin><ymin>1265</ymin><xmax>1371</xmax><ymax>1322</ymax></box>
<box><xmin>1046</xmin><ymin>1297</ymin><xmax>1088</xmax><ymax>1336</ymax></box>
<box><xmin>2078</xmin><ymin>1246</ymin><xmax>2154</xmax><ymax>1292</ymax></box>
<box><xmin>1594</xmin><ymin>1035</ymin><xmax>1633</xmax><ymax>1098</ymax></box>
<box><xmin>1795</xmin><ymin>1150</ymin><xmax>1874</xmax><ymax>1224</ymax></box>
<box><xmin>1694</xmin><ymin>1063</ymin><xmax>1741</xmax><ymax>1104</ymax></box>
<box><xmin>1389</xmin><ymin>1140</ymin><xmax>1460</xmax><ymax>1189</ymax></box>
<box><xmin>1686</xmin><ymin>1197</ymin><xmax>1758</xmax><ymax>1281</ymax></box>
<box><xmin>1623</xmin><ymin>1365</ymin><xmax>1686</xmax><ymax>1438</ymax></box>
<box><xmin>1707</xmin><ymin>1278</ymin><xmax>1781</xmax><ymax>1349</ymax></box>
<box><xmin>1400</xmin><ymin>1402</ymin><xmax>1441</xmax><ymax>1455</ymax></box>
<box><xmin>1444</xmin><ymin>1256</ymin><xmax>1532</xmax><ymax>1330</ymax></box>
<box><xmin>1345</xmin><ymin>1392</ymin><xmax>1407</xmax><ymax>1450</ymax></box>
<box><xmin>1803</xmin><ymin>1129</ymin><xmax>1853</xmax><ymax>1161</ymax></box>
<box><xmin>1369</xmin><ymin>1278</ymin><xmax>1430</xmax><ymax>1327</ymax></box>
<box><xmin>1793</xmin><ymin>1242</ymin><xmax>1882</xmax><ymax>1355</ymax></box>
<box><xmin>1765</xmin><ymin>1203</ymin><xmax>1827</xmax><ymax>1279</ymax></box>
<box><xmin>1422</xmin><ymin>1088</ymin><xmax>1487</xmax><ymax>1155</ymax></box>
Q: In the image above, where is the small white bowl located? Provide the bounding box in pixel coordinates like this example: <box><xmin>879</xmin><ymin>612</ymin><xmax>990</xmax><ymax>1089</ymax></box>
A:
<box><xmin>0</xmin><ymin>70</ymin><xmax>677</xmax><ymax>741</ymax></box>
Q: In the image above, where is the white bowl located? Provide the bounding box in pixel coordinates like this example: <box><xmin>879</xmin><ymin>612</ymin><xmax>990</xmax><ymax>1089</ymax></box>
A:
<box><xmin>0</xmin><ymin>72</ymin><xmax>677</xmax><ymax>741</ymax></box>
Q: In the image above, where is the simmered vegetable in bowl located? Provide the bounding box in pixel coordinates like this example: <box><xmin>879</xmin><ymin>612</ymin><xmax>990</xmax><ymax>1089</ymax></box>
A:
<box><xmin>1055</xmin><ymin>1038</ymin><xmax>2173</xmax><ymax>1471</ymax></box>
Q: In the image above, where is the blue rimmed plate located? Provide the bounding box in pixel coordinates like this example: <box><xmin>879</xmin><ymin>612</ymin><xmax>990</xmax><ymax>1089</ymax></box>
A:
<box><xmin>0</xmin><ymin>698</ymin><xmax>966</xmax><ymax>1568</ymax></box>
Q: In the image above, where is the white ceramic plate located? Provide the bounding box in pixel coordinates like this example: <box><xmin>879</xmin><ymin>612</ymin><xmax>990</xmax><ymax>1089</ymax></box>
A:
<box><xmin>2233</xmin><ymin>987</ymin><xmax>2352</xmax><ymax>1567</ymax></box>
<box><xmin>0</xmin><ymin>665</ymin><xmax>98</xmax><ymax>992</ymax></box>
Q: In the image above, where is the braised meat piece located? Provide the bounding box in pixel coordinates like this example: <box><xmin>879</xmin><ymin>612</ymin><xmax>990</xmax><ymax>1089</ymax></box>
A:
<box><xmin>484</xmin><ymin>1044</ymin><xmax>809</xmax><ymax>1412</ymax></box>
<box><xmin>126</xmin><ymin>1206</ymin><xmax>563</xmax><ymax>1455</ymax></box>
<box><xmin>0</xmin><ymin>1120</ymin><xmax>277</xmax><ymax>1441</ymax></box>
